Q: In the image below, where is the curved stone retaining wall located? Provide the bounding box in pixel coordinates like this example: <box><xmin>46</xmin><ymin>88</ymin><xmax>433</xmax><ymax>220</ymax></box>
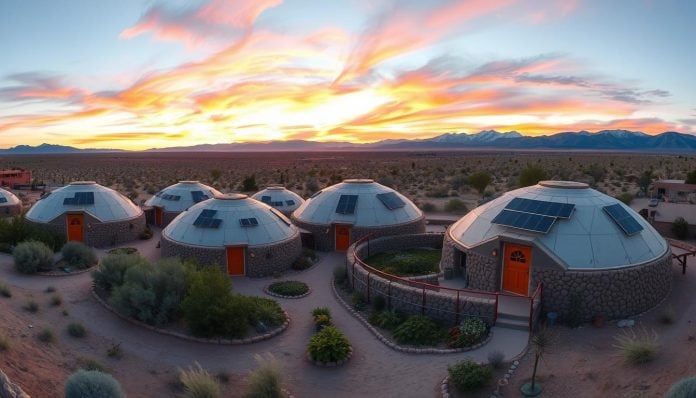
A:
<box><xmin>292</xmin><ymin>216</ymin><xmax>426</xmax><ymax>252</ymax></box>
<box><xmin>441</xmin><ymin>229</ymin><xmax>674</xmax><ymax>321</ymax></box>
<box><xmin>28</xmin><ymin>212</ymin><xmax>146</xmax><ymax>248</ymax></box>
<box><xmin>0</xmin><ymin>370</ymin><xmax>29</xmax><ymax>398</ymax></box>
<box><xmin>161</xmin><ymin>232</ymin><xmax>302</xmax><ymax>277</ymax></box>
<box><xmin>346</xmin><ymin>233</ymin><xmax>495</xmax><ymax>326</ymax></box>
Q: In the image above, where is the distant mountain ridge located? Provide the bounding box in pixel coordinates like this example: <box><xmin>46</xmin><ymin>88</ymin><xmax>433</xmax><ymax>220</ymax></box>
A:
<box><xmin>2</xmin><ymin>130</ymin><xmax>695</xmax><ymax>154</ymax></box>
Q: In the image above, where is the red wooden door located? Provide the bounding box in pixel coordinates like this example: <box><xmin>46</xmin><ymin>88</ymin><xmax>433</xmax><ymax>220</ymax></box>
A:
<box><xmin>226</xmin><ymin>247</ymin><xmax>245</xmax><ymax>276</ymax></box>
<box><xmin>155</xmin><ymin>206</ymin><xmax>163</xmax><ymax>226</ymax></box>
<box><xmin>66</xmin><ymin>214</ymin><xmax>84</xmax><ymax>242</ymax></box>
<box><xmin>502</xmin><ymin>244</ymin><xmax>531</xmax><ymax>296</ymax></box>
<box><xmin>335</xmin><ymin>225</ymin><xmax>351</xmax><ymax>251</ymax></box>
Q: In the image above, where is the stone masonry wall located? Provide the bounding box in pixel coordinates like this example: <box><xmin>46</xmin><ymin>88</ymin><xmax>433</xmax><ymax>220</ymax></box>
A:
<box><xmin>0</xmin><ymin>204</ymin><xmax>21</xmax><ymax>218</ymax></box>
<box><xmin>292</xmin><ymin>215</ymin><xmax>426</xmax><ymax>251</ymax></box>
<box><xmin>161</xmin><ymin>232</ymin><xmax>302</xmax><ymax>277</ymax></box>
<box><xmin>346</xmin><ymin>233</ymin><xmax>496</xmax><ymax>326</ymax></box>
<box><xmin>0</xmin><ymin>369</ymin><xmax>30</xmax><ymax>398</ymax></box>
<box><xmin>441</xmin><ymin>231</ymin><xmax>498</xmax><ymax>291</ymax></box>
<box><xmin>29</xmin><ymin>212</ymin><xmax>146</xmax><ymax>248</ymax></box>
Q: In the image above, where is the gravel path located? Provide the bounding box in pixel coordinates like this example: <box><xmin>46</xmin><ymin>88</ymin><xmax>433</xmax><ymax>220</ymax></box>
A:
<box><xmin>0</xmin><ymin>231</ymin><xmax>528</xmax><ymax>398</ymax></box>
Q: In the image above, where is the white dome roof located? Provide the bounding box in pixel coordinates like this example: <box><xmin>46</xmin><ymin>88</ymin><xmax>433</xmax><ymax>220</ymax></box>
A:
<box><xmin>26</xmin><ymin>181</ymin><xmax>142</xmax><ymax>223</ymax></box>
<box><xmin>292</xmin><ymin>179</ymin><xmax>423</xmax><ymax>227</ymax></box>
<box><xmin>0</xmin><ymin>188</ymin><xmax>20</xmax><ymax>207</ymax></box>
<box><xmin>251</xmin><ymin>186</ymin><xmax>304</xmax><ymax>213</ymax></box>
<box><xmin>145</xmin><ymin>181</ymin><xmax>221</xmax><ymax>212</ymax></box>
<box><xmin>163</xmin><ymin>193</ymin><xmax>298</xmax><ymax>248</ymax></box>
<box><xmin>449</xmin><ymin>181</ymin><xmax>668</xmax><ymax>270</ymax></box>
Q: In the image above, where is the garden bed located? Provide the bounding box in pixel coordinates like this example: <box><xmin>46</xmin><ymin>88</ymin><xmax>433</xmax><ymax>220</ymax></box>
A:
<box><xmin>35</xmin><ymin>259</ymin><xmax>99</xmax><ymax>277</ymax></box>
<box><xmin>364</xmin><ymin>248</ymin><xmax>441</xmax><ymax>277</ymax></box>
<box><xmin>264</xmin><ymin>280</ymin><xmax>311</xmax><ymax>299</ymax></box>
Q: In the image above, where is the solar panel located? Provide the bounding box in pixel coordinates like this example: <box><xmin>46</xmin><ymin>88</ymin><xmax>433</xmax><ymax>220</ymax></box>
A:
<box><xmin>0</xmin><ymin>197</ymin><xmax>6</xmax><ymax>203</ymax></box>
<box><xmin>272</xmin><ymin>201</ymin><xmax>283</xmax><ymax>206</ymax></box>
<box><xmin>336</xmin><ymin>195</ymin><xmax>358</xmax><ymax>214</ymax></box>
<box><xmin>63</xmin><ymin>192</ymin><xmax>94</xmax><ymax>205</ymax></box>
<box><xmin>191</xmin><ymin>191</ymin><xmax>209</xmax><ymax>203</ymax></box>
<box><xmin>162</xmin><ymin>194</ymin><xmax>181</xmax><ymax>201</ymax></box>
<box><xmin>603</xmin><ymin>204</ymin><xmax>643</xmax><ymax>236</ymax></box>
<box><xmin>491</xmin><ymin>209</ymin><xmax>556</xmax><ymax>234</ymax></box>
<box><xmin>260</xmin><ymin>195</ymin><xmax>271</xmax><ymax>204</ymax></box>
<box><xmin>270</xmin><ymin>208</ymin><xmax>291</xmax><ymax>226</ymax></box>
<box><xmin>505</xmin><ymin>197</ymin><xmax>574</xmax><ymax>218</ymax></box>
<box><xmin>194</xmin><ymin>209</ymin><xmax>221</xmax><ymax>228</ymax></box>
<box><xmin>285</xmin><ymin>200</ymin><xmax>295</xmax><ymax>206</ymax></box>
<box><xmin>200</xmin><ymin>209</ymin><xmax>217</xmax><ymax>218</ymax></box>
<box><xmin>239</xmin><ymin>218</ymin><xmax>259</xmax><ymax>227</ymax></box>
<box><xmin>376</xmin><ymin>192</ymin><xmax>405</xmax><ymax>210</ymax></box>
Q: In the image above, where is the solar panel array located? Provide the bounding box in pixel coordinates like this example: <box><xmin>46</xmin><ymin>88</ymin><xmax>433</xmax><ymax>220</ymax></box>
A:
<box><xmin>0</xmin><ymin>197</ymin><xmax>6</xmax><ymax>204</ymax></box>
<box><xmin>193</xmin><ymin>209</ymin><xmax>222</xmax><ymax>228</ymax></box>
<box><xmin>505</xmin><ymin>197</ymin><xmax>574</xmax><ymax>218</ymax></box>
<box><xmin>376</xmin><ymin>192</ymin><xmax>406</xmax><ymax>210</ymax></box>
<box><xmin>272</xmin><ymin>201</ymin><xmax>284</xmax><ymax>206</ymax></box>
<box><xmin>603</xmin><ymin>204</ymin><xmax>644</xmax><ymax>236</ymax></box>
<box><xmin>491</xmin><ymin>209</ymin><xmax>556</xmax><ymax>234</ymax></box>
<box><xmin>260</xmin><ymin>195</ymin><xmax>271</xmax><ymax>203</ymax></box>
<box><xmin>161</xmin><ymin>194</ymin><xmax>181</xmax><ymax>201</ymax></box>
<box><xmin>63</xmin><ymin>192</ymin><xmax>95</xmax><ymax>205</ymax></box>
<box><xmin>285</xmin><ymin>200</ymin><xmax>295</xmax><ymax>206</ymax></box>
<box><xmin>191</xmin><ymin>191</ymin><xmax>209</xmax><ymax>203</ymax></box>
<box><xmin>335</xmin><ymin>195</ymin><xmax>358</xmax><ymax>214</ymax></box>
<box><xmin>239</xmin><ymin>218</ymin><xmax>259</xmax><ymax>227</ymax></box>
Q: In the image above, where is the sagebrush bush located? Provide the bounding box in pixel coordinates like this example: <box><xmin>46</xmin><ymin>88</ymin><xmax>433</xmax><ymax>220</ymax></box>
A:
<box><xmin>393</xmin><ymin>315</ymin><xmax>442</xmax><ymax>346</ymax></box>
<box><xmin>0</xmin><ymin>216</ymin><xmax>64</xmax><ymax>251</ymax></box>
<box><xmin>61</xmin><ymin>241</ymin><xmax>97</xmax><ymax>269</ymax></box>
<box><xmin>268</xmin><ymin>280</ymin><xmax>308</xmax><ymax>296</ymax></box>
<box><xmin>448</xmin><ymin>359</ymin><xmax>492</xmax><ymax>392</ymax></box>
<box><xmin>50</xmin><ymin>294</ymin><xmax>62</xmax><ymax>306</ymax></box>
<box><xmin>614</xmin><ymin>327</ymin><xmax>659</xmax><ymax>365</ymax></box>
<box><xmin>307</xmin><ymin>326</ymin><xmax>351</xmax><ymax>363</ymax></box>
<box><xmin>245</xmin><ymin>353</ymin><xmax>283</xmax><ymax>398</ymax></box>
<box><xmin>37</xmin><ymin>328</ymin><xmax>54</xmax><ymax>343</ymax></box>
<box><xmin>23</xmin><ymin>299</ymin><xmax>39</xmax><ymax>313</ymax></box>
<box><xmin>13</xmin><ymin>241</ymin><xmax>54</xmax><ymax>274</ymax></box>
<box><xmin>0</xmin><ymin>281</ymin><xmax>11</xmax><ymax>298</ymax></box>
<box><xmin>65</xmin><ymin>370</ymin><xmax>124</xmax><ymax>398</ymax></box>
<box><xmin>666</xmin><ymin>377</ymin><xmax>696</xmax><ymax>398</ymax></box>
<box><xmin>179</xmin><ymin>363</ymin><xmax>220</xmax><ymax>398</ymax></box>
<box><xmin>487</xmin><ymin>350</ymin><xmax>505</xmax><ymax>370</ymax></box>
<box><xmin>92</xmin><ymin>253</ymin><xmax>148</xmax><ymax>292</ymax></box>
<box><xmin>67</xmin><ymin>322</ymin><xmax>87</xmax><ymax>338</ymax></box>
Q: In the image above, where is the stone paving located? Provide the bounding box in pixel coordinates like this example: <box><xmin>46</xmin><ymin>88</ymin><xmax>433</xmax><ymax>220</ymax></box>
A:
<box><xmin>0</xmin><ymin>228</ymin><xmax>529</xmax><ymax>398</ymax></box>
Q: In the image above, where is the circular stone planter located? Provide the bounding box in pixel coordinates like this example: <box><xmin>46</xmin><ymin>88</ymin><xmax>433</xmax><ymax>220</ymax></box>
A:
<box><xmin>36</xmin><ymin>260</ymin><xmax>99</xmax><ymax>277</ymax></box>
<box><xmin>306</xmin><ymin>346</ymin><xmax>353</xmax><ymax>367</ymax></box>
<box><xmin>520</xmin><ymin>382</ymin><xmax>543</xmax><ymax>397</ymax></box>
<box><xmin>264</xmin><ymin>281</ymin><xmax>311</xmax><ymax>299</ymax></box>
<box><xmin>91</xmin><ymin>286</ymin><xmax>289</xmax><ymax>345</ymax></box>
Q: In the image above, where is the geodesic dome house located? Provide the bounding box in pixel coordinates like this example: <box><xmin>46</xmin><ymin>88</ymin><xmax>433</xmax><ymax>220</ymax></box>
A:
<box><xmin>0</xmin><ymin>187</ymin><xmax>22</xmax><ymax>217</ymax></box>
<box><xmin>144</xmin><ymin>181</ymin><xmax>221</xmax><ymax>227</ymax></box>
<box><xmin>251</xmin><ymin>185</ymin><xmax>304</xmax><ymax>217</ymax></box>
<box><xmin>291</xmin><ymin>179</ymin><xmax>425</xmax><ymax>251</ymax></box>
<box><xmin>161</xmin><ymin>193</ymin><xmax>302</xmax><ymax>277</ymax></box>
<box><xmin>25</xmin><ymin>181</ymin><xmax>146</xmax><ymax>247</ymax></box>
<box><xmin>441</xmin><ymin>181</ymin><xmax>672</xmax><ymax>321</ymax></box>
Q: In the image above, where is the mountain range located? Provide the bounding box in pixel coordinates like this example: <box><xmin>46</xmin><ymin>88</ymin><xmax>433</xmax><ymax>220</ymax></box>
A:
<box><xmin>1</xmin><ymin>130</ymin><xmax>695</xmax><ymax>154</ymax></box>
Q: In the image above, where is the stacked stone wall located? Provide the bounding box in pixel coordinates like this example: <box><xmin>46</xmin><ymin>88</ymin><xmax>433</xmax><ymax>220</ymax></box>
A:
<box><xmin>28</xmin><ymin>212</ymin><xmax>146</xmax><ymax>248</ymax></box>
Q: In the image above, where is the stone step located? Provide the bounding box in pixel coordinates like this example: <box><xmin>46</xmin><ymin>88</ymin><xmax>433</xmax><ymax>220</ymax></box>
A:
<box><xmin>497</xmin><ymin>311</ymin><xmax>530</xmax><ymax>323</ymax></box>
<box><xmin>495</xmin><ymin>317</ymin><xmax>529</xmax><ymax>331</ymax></box>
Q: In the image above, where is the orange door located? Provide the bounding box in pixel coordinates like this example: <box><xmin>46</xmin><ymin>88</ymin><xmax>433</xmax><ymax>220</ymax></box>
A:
<box><xmin>226</xmin><ymin>247</ymin><xmax>245</xmax><ymax>276</ymax></box>
<box><xmin>335</xmin><ymin>225</ymin><xmax>351</xmax><ymax>251</ymax></box>
<box><xmin>502</xmin><ymin>244</ymin><xmax>531</xmax><ymax>296</ymax></box>
<box><xmin>155</xmin><ymin>206</ymin><xmax>163</xmax><ymax>226</ymax></box>
<box><xmin>66</xmin><ymin>214</ymin><xmax>84</xmax><ymax>242</ymax></box>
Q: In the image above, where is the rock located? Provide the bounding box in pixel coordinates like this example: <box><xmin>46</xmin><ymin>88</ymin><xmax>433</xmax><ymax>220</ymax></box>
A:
<box><xmin>617</xmin><ymin>319</ymin><xmax>635</xmax><ymax>328</ymax></box>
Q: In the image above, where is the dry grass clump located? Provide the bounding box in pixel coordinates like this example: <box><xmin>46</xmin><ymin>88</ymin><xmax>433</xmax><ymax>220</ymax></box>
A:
<box><xmin>179</xmin><ymin>362</ymin><xmax>220</xmax><ymax>398</ymax></box>
<box><xmin>613</xmin><ymin>327</ymin><xmax>659</xmax><ymax>365</ymax></box>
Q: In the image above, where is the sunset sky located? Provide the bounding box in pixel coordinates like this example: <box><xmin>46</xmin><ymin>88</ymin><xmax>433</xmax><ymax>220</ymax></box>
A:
<box><xmin>1</xmin><ymin>0</ymin><xmax>695</xmax><ymax>150</ymax></box>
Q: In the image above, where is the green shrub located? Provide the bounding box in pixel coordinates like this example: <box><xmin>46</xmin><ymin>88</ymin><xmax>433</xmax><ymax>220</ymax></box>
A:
<box><xmin>291</xmin><ymin>256</ymin><xmax>312</xmax><ymax>271</ymax></box>
<box><xmin>45</xmin><ymin>285</ymin><xmax>56</xmax><ymax>293</ymax></box>
<box><xmin>0</xmin><ymin>216</ymin><xmax>64</xmax><ymax>252</ymax></box>
<box><xmin>672</xmin><ymin>217</ymin><xmax>690</xmax><ymax>240</ymax></box>
<box><xmin>182</xmin><ymin>267</ymin><xmax>250</xmax><ymax>339</ymax></box>
<box><xmin>37</xmin><ymin>328</ymin><xmax>54</xmax><ymax>343</ymax></box>
<box><xmin>302</xmin><ymin>248</ymin><xmax>317</xmax><ymax>261</ymax></box>
<box><xmin>267</xmin><ymin>280</ymin><xmax>308</xmax><ymax>296</ymax></box>
<box><xmin>519</xmin><ymin>165</ymin><xmax>548</xmax><ymax>187</ymax></box>
<box><xmin>61</xmin><ymin>241</ymin><xmax>97</xmax><ymax>269</ymax></box>
<box><xmin>351</xmin><ymin>291</ymin><xmax>367</xmax><ymax>311</ymax></box>
<box><xmin>110</xmin><ymin>257</ymin><xmax>192</xmax><ymax>326</ymax></box>
<box><xmin>615</xmin><ymin>192</ymin><xmax>634</xmax><ymax>205</ymax></box>
<box><xmin>107</xmin><ymin>247</ymin><xmax>138</xmax><ymax>256</ymax></box>
<box><xmin>447</xmin><ymin>318</ymin><xmax>488</xmax><ymax>348</ymax></box>
<box><xmin>67</xmin><ymin>322</ymin><xmax>87</xmax><ymax>338</ymax></box>
<box><xmin>0</xmin><ymin>281</ymin><xmax>11</xmax><ymax>298</ymax></box>
<box><xmin>179</xmin><ymin>363</ymin><xmax>220</xmax><ymax>398</ymax></box>
<box><xmin>107</xmin><ymin>343</ymin><xmax>123</xmax><ymax>359</ymax></box>
<box><xmin>244</xmin><ymin>296</ymin><xmax>286</xmax><ymax>330</ymax></box>
<box><xmin>333</xmin><ymin>265</ymin><xmax>347</xmax><ymax>285</ymax></box>
<box><xmin>13</xmin><ymin>241</ymin><xmax>54</xmax><ymax>274</ymax></box>
<box><xmin>444</xmin><ymin>199</ymin><xmax>468</xmax><ymax>213</ymax></box>
<box><xmin>614</xmin><ymin>327</ymin><xmax>659</xmax><ymax>365</ymax></box>
<box><xmin>23</xmin><ymin>299</ymin><xmax>39</xmax><ymax>313</ymax></box>
<box><xmin>372</xmin><ymin>295</ymin><xmax>386</xmax><ymax>312</ymax></box>
<box><xmin>393</xmin><ymin>315</ymin><xmax>442</xmax><ymax>346</ymax></box>
<box><xmin>666</xmin><ymin>377</ymin><xmax>696</xmax><ymax>398</ymax></box>
<box><xmin>311</xmin><ymin>307</ymin><xmax>331</xmax><ymax>319</ymax></box>
<box><xmin>50</xmin><ymin>294</ymin><xmax>62</xmax><ymax>306</ymax></box>
<box><xmin>487</xmin><ymin>350</ymin><xmax>505</xmax><ymax>370</ymax></box>
<box><xmin>420</xmin><ymin>202</ymin><xmax>436</xmax><ymax>212</ymax></box>
<box><xmin>307</xmin><ymin>326</ymin><xmax>351</xmax><ymax>363</ymax></box>
<box><xmin>448</xmin><ymin>359</ymin><xmax>492</xmax><ymax>392</ymax></box>
<box><xmin>373</xmin><ymin>310</ymin><xmax>404</xmax><ymax>331</ymax></box>
<box><xmin>92</xmin><ymin>253</ymin><xmax>148</xmax><ymax>292</ymax></box>
<box><xmin>65</xmin><ymin>370</ymin><xmax>125</xmax><ymax>398</ymax></box>
<box><xmin>314</xmin><ymin>314</ymin><xmax>332</xmax><ymax>331</ymax></box>
<box><xmin>245</xmin><ymin>353</ymin><xmax>283</xmax><ymax>398</ymax></box>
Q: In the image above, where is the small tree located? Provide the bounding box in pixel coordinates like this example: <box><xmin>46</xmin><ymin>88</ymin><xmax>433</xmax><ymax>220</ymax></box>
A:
<box><xmin>672</xmin><ymin>217</ymin><xmax>690</xmax><ymax>240</ymax></box>
<box><xmin>522</xmin><ymin>328</ymin><xmax>551</xmax><ymax>396</ymax></box>
<box><xmin>519</xmin><ymin>165</ymin><xmax>548</xmax><ymax>188</ymax></box>
<box><xmin>468</xmin><ymin>172</ymin><xmax>492</xmax><ymax>198</ymax></box>
<box><xmin>686</xmin><ymin>170</ymin><xmax>696</xmax><ymax>184</ymax></box>
<box><xmin>242</xmin><ymin>175</ymin><xmax>258</xmax><ymax>192</ymax></box>
<box><xmin>637</xmin><ymin>170</ymin><xmax>654</xmax><ymax>195</ymax></box>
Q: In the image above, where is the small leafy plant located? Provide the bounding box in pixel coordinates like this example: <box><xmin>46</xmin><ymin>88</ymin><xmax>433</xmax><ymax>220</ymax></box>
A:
<box><xmin>67</xmin><ymin>322</ymin><xmax>87</xmax><ymax>338</ymax></box>
<box><xmin>268</xmin><ymin>280</ymin><xmax>309</xmax><ymax>297</ymax></box>
<box><xmin>307</xmin><ymin>326</ymin><xmax>351</xmax><ymax>363</ymax></box>
<box><xmin>448</xmin><ymin>359</ymin><xmax>492</xmax><ymax>392</ymax></box>
<box><xmin>393</xmin><ymin>315</ymin><xmax>443</xmax><ymax>346</ymax></box>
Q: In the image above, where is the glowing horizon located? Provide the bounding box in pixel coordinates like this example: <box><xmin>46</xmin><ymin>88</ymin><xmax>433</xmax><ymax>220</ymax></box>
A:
<box><xmin>1</xmin><ymin>0</ymin><xmax>694</xmax><ymax>150</ymax></box>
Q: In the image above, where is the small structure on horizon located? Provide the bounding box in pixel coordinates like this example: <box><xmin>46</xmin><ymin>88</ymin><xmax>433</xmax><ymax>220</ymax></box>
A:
<box><xmin>161</xmin><ymin>193</ymin><xmax>302</xmax><ymax>277</ymax></box>
<box><xmin>441</xmin><ymin>180</ymin><xmax>672</xmax><ymax>322</ymax></box>
<box><xmin>291</xmin><ymin>179</ymin><xmax>425</xmax><ymax>251</ymax></box>
<box><xmin>144</xmin><ymin>181</ymin><xmax>220</xmax><ymax>227</ymax></box>
<box><xmin>251</xmin><ymin>185</ymin><xmax>304</xmax><ymax>217</ymax></box>
<box><xmin>652</xmin><ymin>179</ymin><xmax>696</xmax><ymax>203</ymax></box>
<box><xmin>0</xmin><ymin>169</ymin><xmax>31</xmax><ymax>189</ymax></box>
<box><xmin>0</xmin><ymin>187</ymin><xmax>22</xmax><ymax>217</ymax></box>
<box><xmin>25</xmin><ymin>181</ymin><xmax>146</xmax><ymax>247</ymax></box>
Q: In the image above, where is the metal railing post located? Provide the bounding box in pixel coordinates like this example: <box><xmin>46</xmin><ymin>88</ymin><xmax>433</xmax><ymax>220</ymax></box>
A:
<box><xmin>352</xmin><ymin>260</ymin><xmax>356</xmax><ymax>290</ymax></box>
<box><xmin>493</xmin><ymin>293</ymin><xmax>499</xmax><ymax>325</ymax></box>
<box><xmin>421</xmin><ymin>287</ymin><xmax>426</xmax><ymax>315</ymax></box>
<box><xmin>387</xmin><ymin>280</ymin><xmax>392</xmax><ymax>309</ymax></box>
<box><xmin>455</xmin><ymin>291</ymin><xmax>460</xmax><ymax>324</ymax></box>
<box><xmin>366</xmin><ymin>272</ymin><xmax>371</xmax><ymax>301</ymax></box>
